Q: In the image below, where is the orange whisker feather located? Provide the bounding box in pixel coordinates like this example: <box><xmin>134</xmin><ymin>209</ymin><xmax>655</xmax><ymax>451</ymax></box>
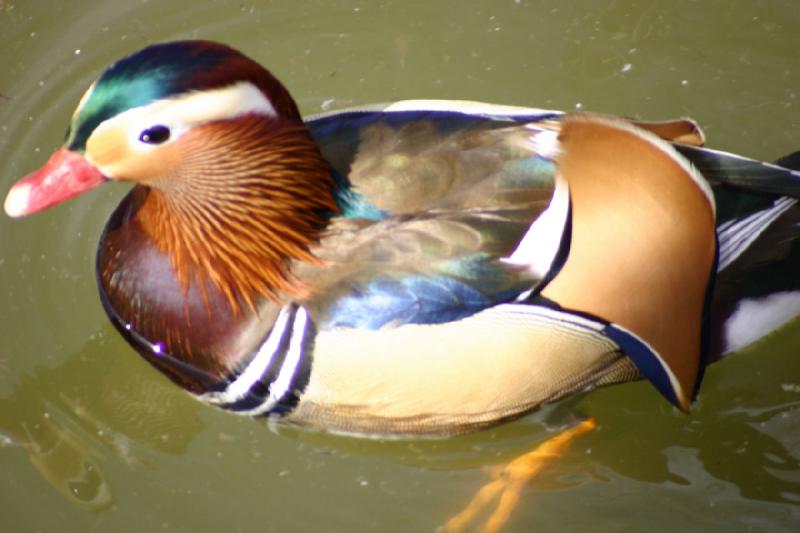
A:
<box><xmin>137</xmin><ymin>116</ymin><xmax>334</xmax><ymax>315</ymax></box>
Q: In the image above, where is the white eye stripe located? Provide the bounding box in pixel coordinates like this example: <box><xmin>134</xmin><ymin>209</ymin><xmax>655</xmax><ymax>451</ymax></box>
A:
<box><xmin>143</xmin><ymin>80</ymin><xmax>277</xmax><ymax>123</ymax></box>
<box><xmin>94</xmin><ymin>81</ymin><xmax>277</xmax><ymax>147</ymax></box>
<box><xmin>84</xmin><ymin>81</ymin><xmax>278</xmax><ymax>174</ymax></box>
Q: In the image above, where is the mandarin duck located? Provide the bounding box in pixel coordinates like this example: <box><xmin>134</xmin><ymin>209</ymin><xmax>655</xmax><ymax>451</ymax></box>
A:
<box><xmin>5</xmin><ymin>41</ymin><xmax>800</xmax><ymax>439</ymax></box>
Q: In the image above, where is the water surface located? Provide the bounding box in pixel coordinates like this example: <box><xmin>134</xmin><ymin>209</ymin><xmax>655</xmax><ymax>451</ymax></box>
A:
<box><xmin>1</xmin><ymin>1</ymin><xmax>799</xmax><ymax>531</ymax></box>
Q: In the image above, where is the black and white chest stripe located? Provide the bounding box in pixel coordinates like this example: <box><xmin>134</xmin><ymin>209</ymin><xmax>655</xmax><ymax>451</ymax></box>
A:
<box><xmin>200</xmin><ymin>304</ymin><xmax>315</xmax><ymax>417</ymax></box>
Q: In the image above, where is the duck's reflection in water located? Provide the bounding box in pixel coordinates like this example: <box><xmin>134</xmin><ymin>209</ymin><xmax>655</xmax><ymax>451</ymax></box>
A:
<box><xmin>0</xmin><ymin>333</ymin><xmax>204</xmax><ymax>511</ymax></box>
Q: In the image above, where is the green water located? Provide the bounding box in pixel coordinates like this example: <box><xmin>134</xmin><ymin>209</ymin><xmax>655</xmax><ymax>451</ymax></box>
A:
<box><xmin>1</xmin><ymin>0</ymin><xmax>799</xmax><ymax>531</ymax></box>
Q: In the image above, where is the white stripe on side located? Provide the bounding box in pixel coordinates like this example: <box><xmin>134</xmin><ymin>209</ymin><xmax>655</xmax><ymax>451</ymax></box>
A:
<box><xmin>717</xmin><ymin>196</ymin><xmax>797</xmax><ymax>271</ymax></box>
<box><xmin>724</xmin><ymin>291</ymin><xmax>800</xmax><ymax>354</ymax></box>
<box><xmin>524</xmin><ymin>125</ymin><xmax>561</xmax><ymax>159</ymax></box>
<box><xmin>243</xmin><ymin>306</ymin><xmax>310</xmax><ymax>416</ymax></box>
<box><xmin>306</xmin><ymin>99</ymin><xmax>563</xmax><ymax>122</ymax></box>
<box><xmin>502</xmin><ymin>175</ymin><xmax>570</xmax><ymax>278</ymax></box>
<box><xmin>200</xmin><ymin>306</ymin><xmax>293</xmax><ymax>405</ymax></box>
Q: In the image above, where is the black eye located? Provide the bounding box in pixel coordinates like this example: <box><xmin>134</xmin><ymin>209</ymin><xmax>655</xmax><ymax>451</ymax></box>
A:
<box><xmin>139</xmin><ymin>125</ymin><xmax>171</xmax><ymax>144</ymax></box>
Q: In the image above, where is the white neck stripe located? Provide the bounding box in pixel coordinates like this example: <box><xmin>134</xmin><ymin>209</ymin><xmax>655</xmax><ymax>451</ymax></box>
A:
<box><xmin>200</xmin><ymin>306</ymin><xmax>292</xmax><ymax>405</ymax></box>
<box><xmin>243</xmin><ymin>307</ymin><xmax>309</xmax><ymax>416</ymax></box>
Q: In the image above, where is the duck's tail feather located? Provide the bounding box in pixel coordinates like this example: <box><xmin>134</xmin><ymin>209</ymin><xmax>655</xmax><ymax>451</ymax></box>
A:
<box><xmin>704</xmin><ymin>149</ymin><xmax>800</xmax><ymax>361</ymax></box>
<box><xmin>677</xmin><ymin>145</ymin><xmax>800</xmax><ymax>198</ymax></box>
<box><xmin>774</xmin><ymin>150</ymin><xmax>800</xmax><ymax>171</ymax></box>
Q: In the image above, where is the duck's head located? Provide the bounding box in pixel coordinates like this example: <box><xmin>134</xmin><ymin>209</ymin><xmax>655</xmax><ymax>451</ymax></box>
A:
<box><xmin>5</xmin><ymin>40</ymin><xmax>337</xmax><ymax>309</ymax></box>
<box><xmin>5</xmin><ymin>40</ymin><xmax>312</xmax><ymax>216</ymax></box>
